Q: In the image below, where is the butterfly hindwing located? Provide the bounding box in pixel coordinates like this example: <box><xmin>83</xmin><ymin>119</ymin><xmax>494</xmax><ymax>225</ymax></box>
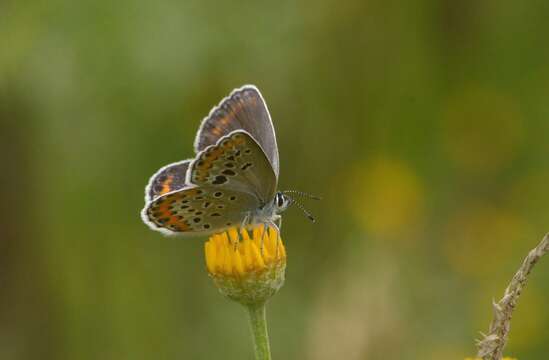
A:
<box><xmin>145</xmin><ymin>159</ymin><xmax>192</xmax><ymax>202</ymax></box>
<box><xmin>188</xmin><ymin>130</ymin><xmax>277</xmax><ymax>205</ymax></box>
<box><xmin>194</xmin><ymin>85</ymin><xmax>280</xmax><ymax>178</ymax></box>
<box><xmin>142</xmin><ymin>186</ymin><xmax>259</xmax><ymax>236</ymax></box>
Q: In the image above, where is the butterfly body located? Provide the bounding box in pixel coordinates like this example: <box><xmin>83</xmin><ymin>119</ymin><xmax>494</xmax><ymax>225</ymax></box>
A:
<box><xmin>141</xmin><ymin>85</ymin><xmax>290</xmax><ymax>236</ymax></box>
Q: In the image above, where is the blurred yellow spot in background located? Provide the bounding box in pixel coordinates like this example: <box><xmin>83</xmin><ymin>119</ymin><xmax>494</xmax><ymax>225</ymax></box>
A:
<box><xmin>441</xmin><ymin>87</ymin><xmax>523</xmax><ymax>175</ymax></box>
<box><xmin>346</xmin><ymin>157</ymin><xmax>424</xmax><ymax>241</ymax></box>
<box><xmin>306</xmin><ymin>250</ymin><xmax>403</xmax><ymax>360</ymax></box>
<box><xmin>508</xmin><ymin>286</ymin><xmax>547</xmax><ymax>350</ymax></box>
<box><xmin>507</xmin><ymin>170</ymin><xmax>549</xmax><ymax>226</ymax></box>
<box><xmin>443</xmin><ymin>203</ymin><xmax>529</xmax><ymax>278</ymax></box>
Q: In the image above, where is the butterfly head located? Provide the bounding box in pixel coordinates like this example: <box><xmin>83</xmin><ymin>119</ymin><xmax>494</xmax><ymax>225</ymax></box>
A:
<box><xmin>276</xmin><ymin>190</ymin><xmax>321</xmax><ymax>223</ymax></box>
<box><xmin>274</xmin><ymin>192</ymin><xmax>292</xmax><ymax>213</ymax></box>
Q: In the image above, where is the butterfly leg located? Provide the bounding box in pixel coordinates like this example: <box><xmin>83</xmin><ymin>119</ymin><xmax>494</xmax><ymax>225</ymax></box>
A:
<box><xmin>260</xmin><ymin>219</ymin><xmax>281</xmax><ymax>257</ymax></box>
<box><xmin>274</xmin><ymin>216</ymin><xmax>282</xmax><ymax>257</ymax></box>
<box><xmin>240</xmin><ymin>212</ymin><xmax>252</xmax><ymax>229</ymax></box>
<box><xmin>237</xmin><ymin>212</ymin><xmax>252</xmax><ymax>250</ymax></box>
<box><xmin>259</xmin><ymin>222</ymin><xmax>271</xmax><ymax>255</ymax></box>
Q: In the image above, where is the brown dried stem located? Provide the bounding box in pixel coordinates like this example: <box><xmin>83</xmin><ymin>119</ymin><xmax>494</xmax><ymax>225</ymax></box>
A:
<box><xmin>476</xmin><ymin>233</ymin><xmax>549</xmax><ymax>360</ymax></box>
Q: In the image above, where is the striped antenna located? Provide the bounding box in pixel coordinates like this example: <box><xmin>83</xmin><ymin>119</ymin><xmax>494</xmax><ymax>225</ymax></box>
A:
<box><xmin>282</xmin><ymin>190</ymin><xmax>322</xmax><ymax>201</ymax></box>
<box><xmin>284</xmin><ymin>195</ymin><xmax>316</xmax><ymax>223</ymax></box>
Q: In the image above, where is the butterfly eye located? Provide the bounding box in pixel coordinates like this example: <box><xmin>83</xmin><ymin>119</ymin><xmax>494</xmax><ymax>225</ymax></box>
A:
<box><xmin>276</xmin><ymin>193</ymin><xmax>285</xmax><ymax>208</ymax></box>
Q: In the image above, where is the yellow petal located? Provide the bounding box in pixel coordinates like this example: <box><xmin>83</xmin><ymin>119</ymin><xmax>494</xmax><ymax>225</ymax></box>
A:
<box><xmin>242</xmin><ymin>236</ymin><xmax>253</xmax><ymax>270</ymax></box>
<box><xmin>205</xmin><ymin>241</ymin><xmax>216</xmax><ymax>273</ymax></box>
<box><xmin>233</xmin><ymin>249</ymin><xmax>245</xmax><ymax>275</ymax></box>
<box><xmin>250</xmin><ymin>241</ymin><xmax>266</xmax><ymax>270</ymax></box>
<box><xmin>222</xmin><ymin>245</ymin><xmax>232</xmax><ymax>274</ymax></box>
<box><xmin>228</xmin><ymin>227</ymin><xmax>239</xmax><ymax>245</ymax></box>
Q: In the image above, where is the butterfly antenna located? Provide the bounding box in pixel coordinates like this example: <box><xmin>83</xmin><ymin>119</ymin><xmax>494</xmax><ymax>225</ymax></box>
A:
<box><xmin>283</xmin><ymin>190</ymin><xmax>322</xmax><ymax>201</ymax></box>
<box><xmin>286</xmin><ymin>196</ymin><xmax>316</xmax><ymax>223</ymax></box>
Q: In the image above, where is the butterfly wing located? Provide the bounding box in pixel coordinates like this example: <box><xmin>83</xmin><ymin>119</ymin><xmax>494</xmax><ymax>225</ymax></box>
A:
<box><xmin>142</xmin><ymin>86</ymin><xmax>281</xmax><ymax>236</ymax></box>
<box><xmin>194</xmin><ymin>85</ymin><xmax>280</xmax><ymax>179</ymax></box>
<box><xmin>144</xmin><ymin>159</ymin><xmax>192</xmax><ymax>202</ymax></box>
<box><xmin>141</xmin><ymin>186</ymin><xmax>260</xmax><ymax>236</ymax></box>
<box><xmin>188</xmin><ymin>130</ymin><xmax>277</xmax><ymax>205</ymax></box>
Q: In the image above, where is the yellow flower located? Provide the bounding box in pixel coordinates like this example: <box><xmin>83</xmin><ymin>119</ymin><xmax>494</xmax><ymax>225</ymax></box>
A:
<box><xmin>204</xmin><ymin>224</ymin><xmax>286</xmax><ymax>306</ymax></box>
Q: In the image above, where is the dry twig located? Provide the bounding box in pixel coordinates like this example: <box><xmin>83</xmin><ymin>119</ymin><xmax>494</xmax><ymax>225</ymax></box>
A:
<box><xmin>476</xmin><ymin>233</ymin><xmax>549</xmax><ymax>360</ymax></box>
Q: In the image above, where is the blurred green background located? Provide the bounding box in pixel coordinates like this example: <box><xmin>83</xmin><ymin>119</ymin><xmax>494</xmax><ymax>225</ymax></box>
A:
<box><xmin>2</xmin><ymin>0</ymin><xmax>549</xmax><ymax>359</ymax></box>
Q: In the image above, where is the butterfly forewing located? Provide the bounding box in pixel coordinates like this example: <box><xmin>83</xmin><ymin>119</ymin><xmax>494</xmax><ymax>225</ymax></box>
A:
<box><xmin>194</xmin><ymin>85</ymin><xmax>280</xmax><ymax>178</ymax></box>
<box><xmin>143</xmin><ymin>186</ymin><xmax>259</xmax><ymax>235</ymax></box>
<box><xmin>188</xmin><ymin>131</ymin><xmax>277</xmax><ymax>205</ymax></box>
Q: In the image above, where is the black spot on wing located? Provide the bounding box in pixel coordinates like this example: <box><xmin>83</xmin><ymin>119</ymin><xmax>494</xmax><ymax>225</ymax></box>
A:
<box><xmin>222</xmin><ymin>169</ymin><xmax>236</xmax><ymax>176</ymax></box>
<box><xmin>212</xmin><ymin>175</ymin><xmax>228</xmax><ymax>185</ymax></box>
<box><xmin>241</xmin><ymin>163</ymin><xmax>253</xmax><ymax>171</ymax></box>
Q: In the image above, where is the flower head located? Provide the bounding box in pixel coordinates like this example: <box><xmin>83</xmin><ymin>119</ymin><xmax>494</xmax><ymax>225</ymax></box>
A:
<box><xmin>204</xmin><ymin>224</ymin><xmax>286</xmax><ymax>306</ymax></box>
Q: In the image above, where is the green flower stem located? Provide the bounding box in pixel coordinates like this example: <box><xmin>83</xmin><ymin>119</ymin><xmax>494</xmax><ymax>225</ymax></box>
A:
<box><xmin>246</xmin><ymin>303</ymin><xmax>272</xmax><ymax>360</ymax></box>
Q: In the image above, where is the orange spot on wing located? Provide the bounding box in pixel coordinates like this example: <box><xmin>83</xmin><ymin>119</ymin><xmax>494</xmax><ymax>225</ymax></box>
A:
<box><xmin>200</xmin><ymin>147</ymin><xmax>225</xmax><ymax>170</ymax></box>
<box><xmin>184</xmin><ymin>189</ymin><xmax>198</xmax><ymax>197</ymax></box>
<box><xmin>222</xmin><ymin>140</ymin><xmax>233</xmax><ymax>149</ymax></box>
<box><xmin>234</xmin><ymin>136</ymin><xmax>245</xmax><ymax>145</ymax></box>
<box><xmin>158</xmin><ymin>206</ymin><xmax>172</xmax><ymax>219</ymax></box>
<box><xmin>152</xmin><ymin>192</ymin><xmax>194</xmax><ymax>232</ymax></box>
<box><xmin>156</xmin><ymin>195</ymin><xmax>176</xmax><ymax>217</ymax></box>
<box><xmin>160</xmin><ymin>175</ymin><xmax>174</xmax><ymax>195</ymax></box>
<box><xmin>179</xmin><ymin>222</ymin><xmax>190</xmax><ymax>231</ymax></box>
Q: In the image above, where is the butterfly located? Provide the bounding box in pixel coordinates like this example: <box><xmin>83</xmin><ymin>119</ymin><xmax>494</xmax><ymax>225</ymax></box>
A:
<box><xmin>141</xmin><ymin>85</ymin><xmax>314</xmax><ymax>236</ymax></box>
